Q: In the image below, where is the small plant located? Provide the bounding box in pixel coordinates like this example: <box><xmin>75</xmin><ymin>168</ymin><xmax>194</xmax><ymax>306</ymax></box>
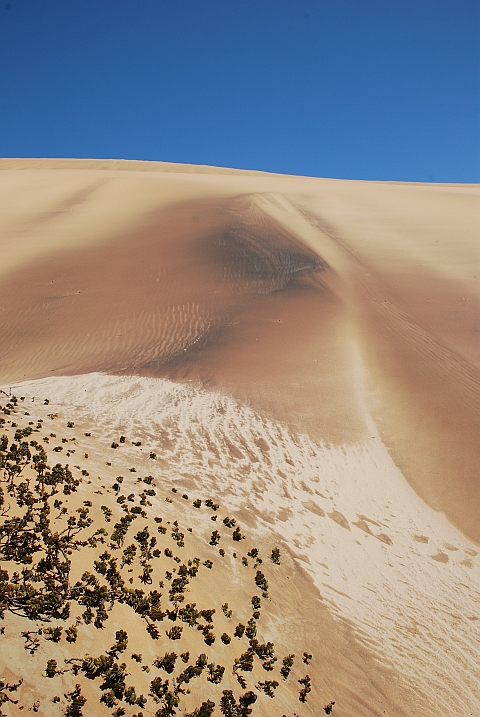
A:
<box><xmin>186</xmin><ymin>700</ymin><xmax>216</xmax><ymax>717</ymax></box>
<box><xmin>232</xmin><ymin>527</ymin><xmax>244</xmax><ymax>541</ymax></box>
<box><xmin>245</xmin><ymin>618</ymin><xmax>257</xmax><ymax>640</ymax></box>
<box><xmin>44</xmin><ymin>626</ymin><xmax>63</xmax><ymax>642</ymax></box>
<box><xmin>299</xmin><ymin>674</ymin><xmax>312</xmax><ymax>703</ymax></box>
<box><xmin>302</xmin><ymin>651</ymin><xmax>312</xmax><ymax>664</ymax></box>
<box><xmin>166</xmin><ymin>626</ymin><xmax>183</xmax><ymax>640</ymax></box>
<box><xmin>220</xmin><ymin>632</ymin><xmax>231</xmax><ymax>644</ymax></box>
<box><xmin>65</xmin><ymin>624</ymin><xmax>78</xmax><ymax>643</ymax></box>
<box><xmin>44</xmin><ymin>659</ymin><xmax>59</xmax><ymax>678</ymax></box>
<box><xmin>109</xmin><ymin>629</ymin><xmax>128</xmax><ymax>656</ymax></box>
<box><xmin>101</xmin><ymin>506</ymin><xmax>113</xmax><ymax>522</ymax></box>
<box><xmin>280</xmin><ymin>654</ymin><xmax>295</xmax><ymax>680</ymax></box>
<box><xmin>255</xmin><ymin>570</ymin><xmax>269</xmax><ymax>596</ymax></box>
<box><xmin>210</xmin><ymin>530</ymin><xmax>221</xmax><ymax>546</ymax></box>
<box><xmin>207</xmin><ymin>664</ymin><xmax>225</xmax><ymax>684</ymax></box>
<box><xmin>270</xmin><ymin>547</ymin><xmax>281</xmax><ymax>564</ymax></box>
<box><xmin>205</xmin><ymin>499</ymin><xmax>219</xmax><ymax>511</ymax></box>
<box><xmin>65</xmin><ymin>684</ymin><xmax>87</xmax><ymax>717</ymax></box>
<box><xmin>257</xmin><ymin>680</ymin><xmax>279</xmax><ymax>698</ymax></box>
<box><xmin>193</xmin><ymin>499</ymin><xmax>201</xmax><ymax>508</ymax></box>
<box><xmin>154</xmin><ymin>652</ymin><xmax>178</xmax><ymax>673</ymax></box>
<box><xmin>221</xmin><ymin>602</ymin><xmax>232</xmax><ymax>617</ymax></box>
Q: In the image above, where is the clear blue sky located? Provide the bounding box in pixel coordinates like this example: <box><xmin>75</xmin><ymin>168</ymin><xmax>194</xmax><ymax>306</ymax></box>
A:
<box><xmin>1</xmin><ymin>0</ymin><xmax>479</xmax><ymax>181</ymax></box>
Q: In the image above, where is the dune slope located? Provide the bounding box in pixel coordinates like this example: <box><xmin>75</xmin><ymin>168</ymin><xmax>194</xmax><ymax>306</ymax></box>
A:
<box><xmin>0</xmin><ymin>159</ymin><xmax>479</xmax><ymax>716</ymax></box>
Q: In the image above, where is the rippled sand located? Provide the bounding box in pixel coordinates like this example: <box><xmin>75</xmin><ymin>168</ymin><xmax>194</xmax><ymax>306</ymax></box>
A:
<box><xmin>0</xmin><ymin>158</ymin><xmax>479</xmax><ymax>715</ymax></box>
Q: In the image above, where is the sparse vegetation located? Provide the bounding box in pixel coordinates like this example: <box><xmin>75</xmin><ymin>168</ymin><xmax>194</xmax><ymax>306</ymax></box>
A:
<box><xmin>0</xmin><ymin>398</ymin><xmax>320</xmax><ymax>715</ymax></box>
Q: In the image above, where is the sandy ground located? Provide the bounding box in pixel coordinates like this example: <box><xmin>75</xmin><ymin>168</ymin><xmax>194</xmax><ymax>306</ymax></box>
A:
<box><xmin>0</xmin><ymin>158</ymin><xmax>479</xmax><ymax>715</ymax></box>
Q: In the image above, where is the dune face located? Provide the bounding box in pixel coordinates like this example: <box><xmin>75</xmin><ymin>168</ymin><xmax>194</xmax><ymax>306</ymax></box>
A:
<box><xmin>0</xmin><ymin>159</ymin><xmax>479</xmax><ymax>716</ymax></box>
<box><xmin>0</xmin><ymin>165</ymin><xmax>478</xmax><ymax>540</ymax></box>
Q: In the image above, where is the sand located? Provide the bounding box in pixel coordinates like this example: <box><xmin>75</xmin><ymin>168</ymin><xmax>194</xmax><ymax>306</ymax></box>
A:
<box><xmin>0</xmin><ymin>158</ymin><xmax>479</xmax><ymax>716</ymax></box>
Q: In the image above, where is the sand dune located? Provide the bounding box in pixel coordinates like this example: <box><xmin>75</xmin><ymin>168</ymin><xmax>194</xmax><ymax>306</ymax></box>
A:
<box><xmin>0</xmin><ymin>159</ymin><xmax>479</xmax><ymax>716</ymax></box>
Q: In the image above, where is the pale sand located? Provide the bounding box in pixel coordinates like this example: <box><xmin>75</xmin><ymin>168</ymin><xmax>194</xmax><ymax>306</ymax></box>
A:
<box><xmin>5</xmin><ymin>371</ymin><xmax>479</xmax><ymax>716</ymax></box>
<box><xmin>0</xmin><ymin>159</ymin><xmax>479</xmax><ymax>714</ymax></box>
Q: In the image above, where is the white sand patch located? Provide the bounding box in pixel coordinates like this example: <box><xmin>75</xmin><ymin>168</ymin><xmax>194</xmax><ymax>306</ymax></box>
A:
<box><xmin>3</xmin><ymin>372</ymin><xmax>479</xmax><ymax>716</ymax></box>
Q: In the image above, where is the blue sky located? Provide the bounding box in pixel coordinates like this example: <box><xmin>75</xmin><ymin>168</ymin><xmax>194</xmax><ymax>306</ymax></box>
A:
<box><xmin>0</xmin><ymin>0</ymin><xmax>479</xmax><ymax>181</ymax></box>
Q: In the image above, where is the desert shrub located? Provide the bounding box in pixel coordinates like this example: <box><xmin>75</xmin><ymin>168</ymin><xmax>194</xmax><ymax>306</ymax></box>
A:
<box><xmin>221</xmin><ymin>602</ymin><xmax>232</xmax><ymax>617</ymax></box>
<box><xmin>153</xmin><ymin>652</ymin><xmax>178</xmax><ymax>673</ymax></box>
<box><xmin>270</xmin><ymin>547</ymin><xmax>281</xmax><ymax>564</ymax></box>
<box><xmin>232</xmin><ymin>527</ymin><xmax>244</xmax><ymax>541</ymax></box>
<box><xmin>65</xmin><ymin>684</ymin><xmax>87</xmax><ymax>717</ymax></box>
<box><xmin>185</xmin><ymin>700</ymin><xmax>216</xmax><ymax>717</ymax></box>
<box><xmin>299</xmin><ymin>674</ymin><xmax>312</xmax><ymax>702</ymax></box>
<box><xmin>166</xmin><ymin>626</ymin><xmax>182</xmax><ymax>640</ymax></box>
<box><xmin>256</xmin><ymin>679</ymin><xmax>279</xmax><ymax>697</ymax></box>
<box><xmin>280</xmin><ymin>654</ymin><xmax>295</xmax><ymax>680</ymax></box>
<box><xmin>234</xmin><ymin>623</ymin><xmax>245</xmax><ymax>638</ymax></box>
<box><xmin>207</xmin><ymin>663</ymin><xmax>225</xmax><ymax>683</ymax></box>
<box><xmin>209</xmin><ymin>530</ymin><xmax>220</xmax><ymax>546</ymax></box>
